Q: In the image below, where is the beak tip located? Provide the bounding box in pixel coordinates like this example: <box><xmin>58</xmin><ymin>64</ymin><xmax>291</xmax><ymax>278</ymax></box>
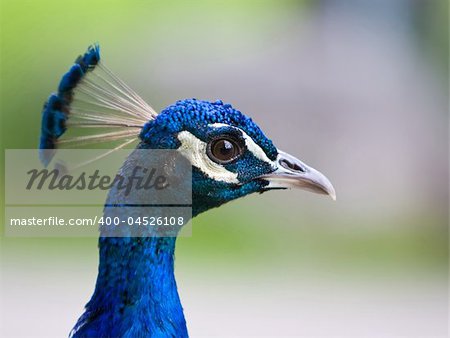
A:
<box><xmin>329</xmin><ymin>191</ymin><xmax>337</xmax><ymax>201</ymax></box>
<box><xmin>314</xmin><ymin>172</ymin><xmax>336</xmax><ymax>201</ymax></box>
<box><xmin>319</xmin><ymin>183</ymin><xmax>336</xmax><ymax>201</ymax></box>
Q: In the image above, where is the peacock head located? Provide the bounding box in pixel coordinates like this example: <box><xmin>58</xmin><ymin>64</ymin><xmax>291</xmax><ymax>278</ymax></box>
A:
<box><xmin>139</xmin><ymin>99</ymin><xmax>335</xmax><ymax>214</ymax></box>
<box><xmin>39</xmin><ymin>45</ymin><xmax>335</xmax><ymax>216</ymax></box>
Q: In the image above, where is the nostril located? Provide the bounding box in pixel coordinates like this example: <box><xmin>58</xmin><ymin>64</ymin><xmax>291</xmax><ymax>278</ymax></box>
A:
<box><xmin>279</xmin><ymin>158</ymin><xmax>305</xmax><ymax>173</ymax></box>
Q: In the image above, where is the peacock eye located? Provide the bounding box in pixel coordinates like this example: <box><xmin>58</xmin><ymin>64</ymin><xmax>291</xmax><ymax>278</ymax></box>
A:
<box><xmin>207</xmin><ymin>137</ymin><xmax>243</xmax><ymax>164</ymax></box>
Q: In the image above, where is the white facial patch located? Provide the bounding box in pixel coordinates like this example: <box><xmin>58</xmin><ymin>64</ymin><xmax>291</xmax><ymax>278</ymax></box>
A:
<box><xmin>177</xmin><ymin>124</ymin><xmax>276</xmax><ymax>184</ymax></box>
<box><xmin>177</xmin><ymin>131</ymin><xmax>239</xmax><ymax>184</ymax></box>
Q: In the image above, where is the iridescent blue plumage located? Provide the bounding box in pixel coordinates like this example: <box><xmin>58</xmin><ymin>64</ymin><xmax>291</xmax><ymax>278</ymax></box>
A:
<box><xmin>71</xmin><ymin>237</ymin><xmax>185</xmax><ymax>338</ymax></box>
<box><xmin>141</xmin><ymin>99</ymin><xmax>278</xmax><ymax>160</ymax></box>
<box><xmin>40</xmin><ymin>45</ymin><xmax>335</xmax><ymax>338</ymax></box>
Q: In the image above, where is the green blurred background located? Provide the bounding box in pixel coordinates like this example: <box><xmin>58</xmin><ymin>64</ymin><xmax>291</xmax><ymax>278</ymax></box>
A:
<box><xmin>0</xmin><ymin>0</ymin><xmax>448</xmax><ymax>337</ymax></box>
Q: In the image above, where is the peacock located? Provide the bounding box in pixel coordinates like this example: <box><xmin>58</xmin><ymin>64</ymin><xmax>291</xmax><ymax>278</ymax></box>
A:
<box><xmin>39</xmin><ymin>45</ymin><xmax>335</xmax><ymax>338</ymax></box>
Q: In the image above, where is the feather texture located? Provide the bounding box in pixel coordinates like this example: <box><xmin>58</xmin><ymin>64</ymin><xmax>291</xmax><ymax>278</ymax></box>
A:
<box><xmin>39</xmin><ymin>44</ymin><xmax>155</xmax><ymax>166</ymax></box>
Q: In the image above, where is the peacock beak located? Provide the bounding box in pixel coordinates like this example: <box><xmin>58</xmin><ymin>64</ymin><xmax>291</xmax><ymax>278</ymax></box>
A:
<box><xmin>258</xmin><ymin>150</ymin><xmax>336</xmax><ymax>200</ymax></box>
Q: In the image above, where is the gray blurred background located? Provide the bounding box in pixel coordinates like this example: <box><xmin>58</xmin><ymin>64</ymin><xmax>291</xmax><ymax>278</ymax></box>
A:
<box><xmin>1</xmin><ymin>0</ymin><xmax>448</xmax><ymax>337</ymax></box>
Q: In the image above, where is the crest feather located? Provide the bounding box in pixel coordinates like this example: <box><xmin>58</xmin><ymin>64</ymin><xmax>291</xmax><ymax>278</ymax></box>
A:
<box><xmin>39</xmin><ymin>44</ymin><xmax>156</xmax><ymax>166</ymax></box>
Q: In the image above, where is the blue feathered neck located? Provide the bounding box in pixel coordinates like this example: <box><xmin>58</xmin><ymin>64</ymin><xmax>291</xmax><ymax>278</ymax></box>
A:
<box><xmin>71</xmin><ymin>236</ymin><xmax>187</xmax><ymax>338</ymax></box>
<box><xmin>72</xmin><ymin>152</ymin><xmax>191</xmax><ymax>338</ymax></box>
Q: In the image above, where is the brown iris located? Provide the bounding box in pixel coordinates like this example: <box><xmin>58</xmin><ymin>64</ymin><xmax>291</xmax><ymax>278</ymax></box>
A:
<box><xmin>207</xmin><ymin>137</ymin><xmax>243</xmax><ymax>164</ymax></box>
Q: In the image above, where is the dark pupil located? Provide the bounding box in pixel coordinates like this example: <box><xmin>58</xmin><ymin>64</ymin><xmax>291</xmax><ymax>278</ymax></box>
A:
<box><xmin>213</xmin><ymin>139</ymin><xmax>235</xmax><ymax>160</ymax></box>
